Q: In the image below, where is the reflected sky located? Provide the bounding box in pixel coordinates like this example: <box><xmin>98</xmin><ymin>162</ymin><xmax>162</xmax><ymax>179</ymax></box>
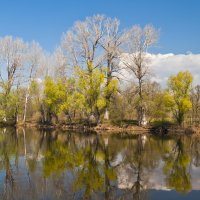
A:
<box><xmin>0</xmin><ymin>128</ymin><xmax>200</xmax><ymax>200</ymax></box>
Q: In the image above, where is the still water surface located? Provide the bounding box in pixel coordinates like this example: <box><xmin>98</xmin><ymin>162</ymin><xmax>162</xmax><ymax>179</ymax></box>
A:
<box><xmin>0</xmin><ymin>128</ymin><xmax>200</xmax><ymax>200</ymax></box>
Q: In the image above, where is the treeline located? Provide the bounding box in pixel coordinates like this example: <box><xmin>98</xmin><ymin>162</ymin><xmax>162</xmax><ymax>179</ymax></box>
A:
<box><xmin>0</xmin><ymin>15</ymin><xmax>199</xmax><ymax>127</ymax></box>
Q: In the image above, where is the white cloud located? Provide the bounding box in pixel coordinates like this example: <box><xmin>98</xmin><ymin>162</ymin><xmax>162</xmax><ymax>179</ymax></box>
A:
<box><xmin>150</xmin><ymin>53</ymin><xmax>200</xmax><ymax>86</ymax></box>
<box><xmin>120</xmin><ymin>53</ymin><xmax>200</xmax><ymax>87</ymax></box>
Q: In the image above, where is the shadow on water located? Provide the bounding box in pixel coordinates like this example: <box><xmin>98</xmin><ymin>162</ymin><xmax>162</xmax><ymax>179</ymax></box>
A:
<box><xmin>0</xmin><ymin>128</ymin><xmax>200</xmax><ymax>199</ymax></box>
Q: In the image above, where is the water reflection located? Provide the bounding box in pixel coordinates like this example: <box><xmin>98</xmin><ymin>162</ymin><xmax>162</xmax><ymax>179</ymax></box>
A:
<box><xmin>162</xmin><ymin>136</ymin><xmax>191</xmax><ymax>193</ymax></box>
<box><xmin>0</xmin><ymin>128</ymin><xmax>200</xmax><ymax>199</ymax></box>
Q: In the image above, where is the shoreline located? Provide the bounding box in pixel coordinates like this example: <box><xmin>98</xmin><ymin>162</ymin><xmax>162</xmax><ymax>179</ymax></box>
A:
<box><xmin>0</xmin><ymin>120</ymin><xmax>200</xmax><ymax>136</ymax></box>
<box><xmin>3</xmin><ymin>122</ymin><xmax>196</xmax><ymax>136</ymax></box>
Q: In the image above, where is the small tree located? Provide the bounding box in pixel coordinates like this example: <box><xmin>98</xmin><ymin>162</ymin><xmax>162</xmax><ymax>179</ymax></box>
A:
<box><xmin>145</xmin><ymin>81</ymin><xmax>168</xmax><ymax>123</ymax></box>
<box><xmin>75</xmin><ymin>66</ymin><xmax>107</xmax><ymax>124</ymax></box>
<box><xmin>43</xmin><ymin>77</ymin><xmax>60</xmax><ymax>123</ymax></box>
<box><xmin>164</xmin><ymin>71</ymin><xmax>193</xmax><ymax>126</ymax></box>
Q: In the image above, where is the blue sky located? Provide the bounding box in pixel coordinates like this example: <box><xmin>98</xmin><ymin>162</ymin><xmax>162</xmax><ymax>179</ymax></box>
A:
<box><xmin>0</xmin><ymin>0</ymin><xmax>199</xmax><ymax>53</ymax></box>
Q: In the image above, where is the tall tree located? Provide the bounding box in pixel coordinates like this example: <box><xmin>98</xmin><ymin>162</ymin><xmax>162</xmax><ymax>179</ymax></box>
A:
<box><xmin>122</xmin><ymin>25</ymin><xmax>159</xmax><ymax>126</ymax></box>
<box><xmin>61</xmin><ymin>15</ymin><xmax>118</xmax><ymax>123</ymax></box>
<box><xmin>0</xmin><ymin>36</ymin><xmax>27</xmax><ymax>122</ymax></box>
<box><xmin>190</xmin><ymin>85</ymin><xmax>200</xmax><ymax>125</ymax></box>
<box><xmin>100</xmin><ymin>17</ymin><xmax>126</xmax><ymax>120</ymax></box>
<box><xmin>23</xmin><ymin>42</ymin><xmax>44</xmax><ymax>123</ymax></box>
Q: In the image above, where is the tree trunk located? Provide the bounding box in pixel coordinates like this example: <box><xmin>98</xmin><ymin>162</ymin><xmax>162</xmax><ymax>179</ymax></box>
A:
<box><xmin>177</xmin><ymin>110</ymin><xmax>184</xmax><ymax>127</ymax></box>
<box><xmin>23</xmin><ymin>93</ymin><xmax>29</xmax><ymax>123</ymax></box>
<box><xmin>137</xmin><ymin>106</ymin><xmax>147</xmax><ymax>126</ymax></box>
<box><xmin>40</xmin><ymin>105</ymin><xmax>45</xmax><ymax>123</ymax></box>
<box><xmin>14</xmin><ymin>107</ymin><xmax>19</xmax><ymax>125</ymax></box>
<box><xmin>104</xmin><ymin>59</ymin><xmax>112</xmax><ymax>121</ymax></box>
<box><xmin>137</xmin><ymin>78</ymin><xmax>147</xmax><ymax>126</ymax></box>
<box><xmin>104</xmin><ymin>108</ymin><xmax>109</xmax><ymax>120</ymax></box>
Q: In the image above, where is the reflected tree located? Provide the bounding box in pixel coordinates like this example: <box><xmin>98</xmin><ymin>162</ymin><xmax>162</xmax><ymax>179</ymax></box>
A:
<box><xmin>0</xmin><ymin>128</ymin><xmax>19</xmax><ymax>199</ymax></box>
<box><xmin>43</xmin><ymin>139</ymin><xmax>83</xmax><ymax>177</ymax></box>
<box><xmin>131</xmin><ymin>135</ymin><xmax>148</xmax><ymax>200</ymax></box>
<box><xmin>190</xmin><ymin>136</ymin><xmax>200</xmax><ymax>167</ymax></box>
<box><xmin>163</xmin><ymin>137</ymin><xmax>191</xmax><ymax>193</ymax></box>
<box><xmin>118</xmin><ymin>135</ymin><xmax>150</xmax><ymax>200</ymax></box>
<box><xmin>72</xmin><ymin>135</ymin><xmax>116</xmax><ymax>199</ymax></box>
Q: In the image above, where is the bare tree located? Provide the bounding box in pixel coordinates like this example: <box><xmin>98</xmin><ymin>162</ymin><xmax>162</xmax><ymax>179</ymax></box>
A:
<box><xmin>0</xmin><ymin>36</ymin><xmax>27</xmax><ymax>122</ymax></box>
<box><xmin>61</xmin><ymin>14</ymin><xmax>105</xmax><ymax>73</ymax></box>
<box><xmin>23</xmin><ymin>42</ymin><xmax>44</xmax><ymax>123</ymax></box>
<box><xmin>52</xmin><ymin>47</ymin><xmax>68</xmax><ymax>80</ymax></box>
<box><xmin>61</xmin><ymin>15</ymin><xmax>107</xmax><ymax>123</ymax></box>
<box><xmin>100</xmin><ymin>17</ymin><xmax>127</xmax><ymax>120</ymax></box>
<box><xmin>122</xmin><ymin>25</ymin><xmax>159</xmax><ymax>126</ymax></box>
<box><xmin>34</xmin><ymin>52</ymin><xmax>53</xmax><ymax>124</ymax></box>
<box><xmin>62</xmin><ymin>15</ymin><xmax>128</xmax><ymax>121</ymax></box>
<box><xmin>190</xmin><ymin>85</ymin><xmax>200</xmax><ymax>125</ymax></box>
<box><xmin>0</xmin><ymin>36</ymin><xmax>27</xmax><ymax>95</ymax></box>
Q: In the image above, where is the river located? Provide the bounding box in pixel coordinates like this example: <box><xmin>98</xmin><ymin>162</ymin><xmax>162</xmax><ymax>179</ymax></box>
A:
<box><xmin>0</xmin><ymin>128</ymin><xmax>200</xmax><ymax>200</ymax></box>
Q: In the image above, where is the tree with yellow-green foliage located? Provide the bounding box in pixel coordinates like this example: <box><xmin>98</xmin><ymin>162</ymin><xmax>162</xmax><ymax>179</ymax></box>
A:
<box><xmin>43</xmin><ymin>76</ymin><xmax>77</xmax><ymax>124</ymax></box>
<box><xmin>75</xmin><ymin>65</ymin><xmax>118</xmax><ymax>124</ymax></box>
<box><xmin>43</xmin><ymin>65</ymin><xmax>118</xmax><ymax>125</ymax></box>
<box><xmin>164</xmin><ymin>71</ymin><xmax>193</xmax><ymax>126</ymax></box>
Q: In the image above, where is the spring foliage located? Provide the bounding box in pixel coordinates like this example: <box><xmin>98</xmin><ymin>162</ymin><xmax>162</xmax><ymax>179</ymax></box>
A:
<box><xmin>164</xmin><ymin>71</ymin><xmax>193</xmax><ymax>125</ymax></box>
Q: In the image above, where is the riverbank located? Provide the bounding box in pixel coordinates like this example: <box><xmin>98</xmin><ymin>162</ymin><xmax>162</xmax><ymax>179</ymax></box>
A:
<box><xmin>21</xmin><ymin>122</ymin><xmax>150</xmax><ymax>133</ymax></box>
<box><xmin>13</xmin><ymin>121</ymin><xmax>200</xmax><ymax>136</ymax></box>
<box><xmin>1</xmin><ymin>120</ymin><xmax>200</xmax><ymax>135</ymax></box>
